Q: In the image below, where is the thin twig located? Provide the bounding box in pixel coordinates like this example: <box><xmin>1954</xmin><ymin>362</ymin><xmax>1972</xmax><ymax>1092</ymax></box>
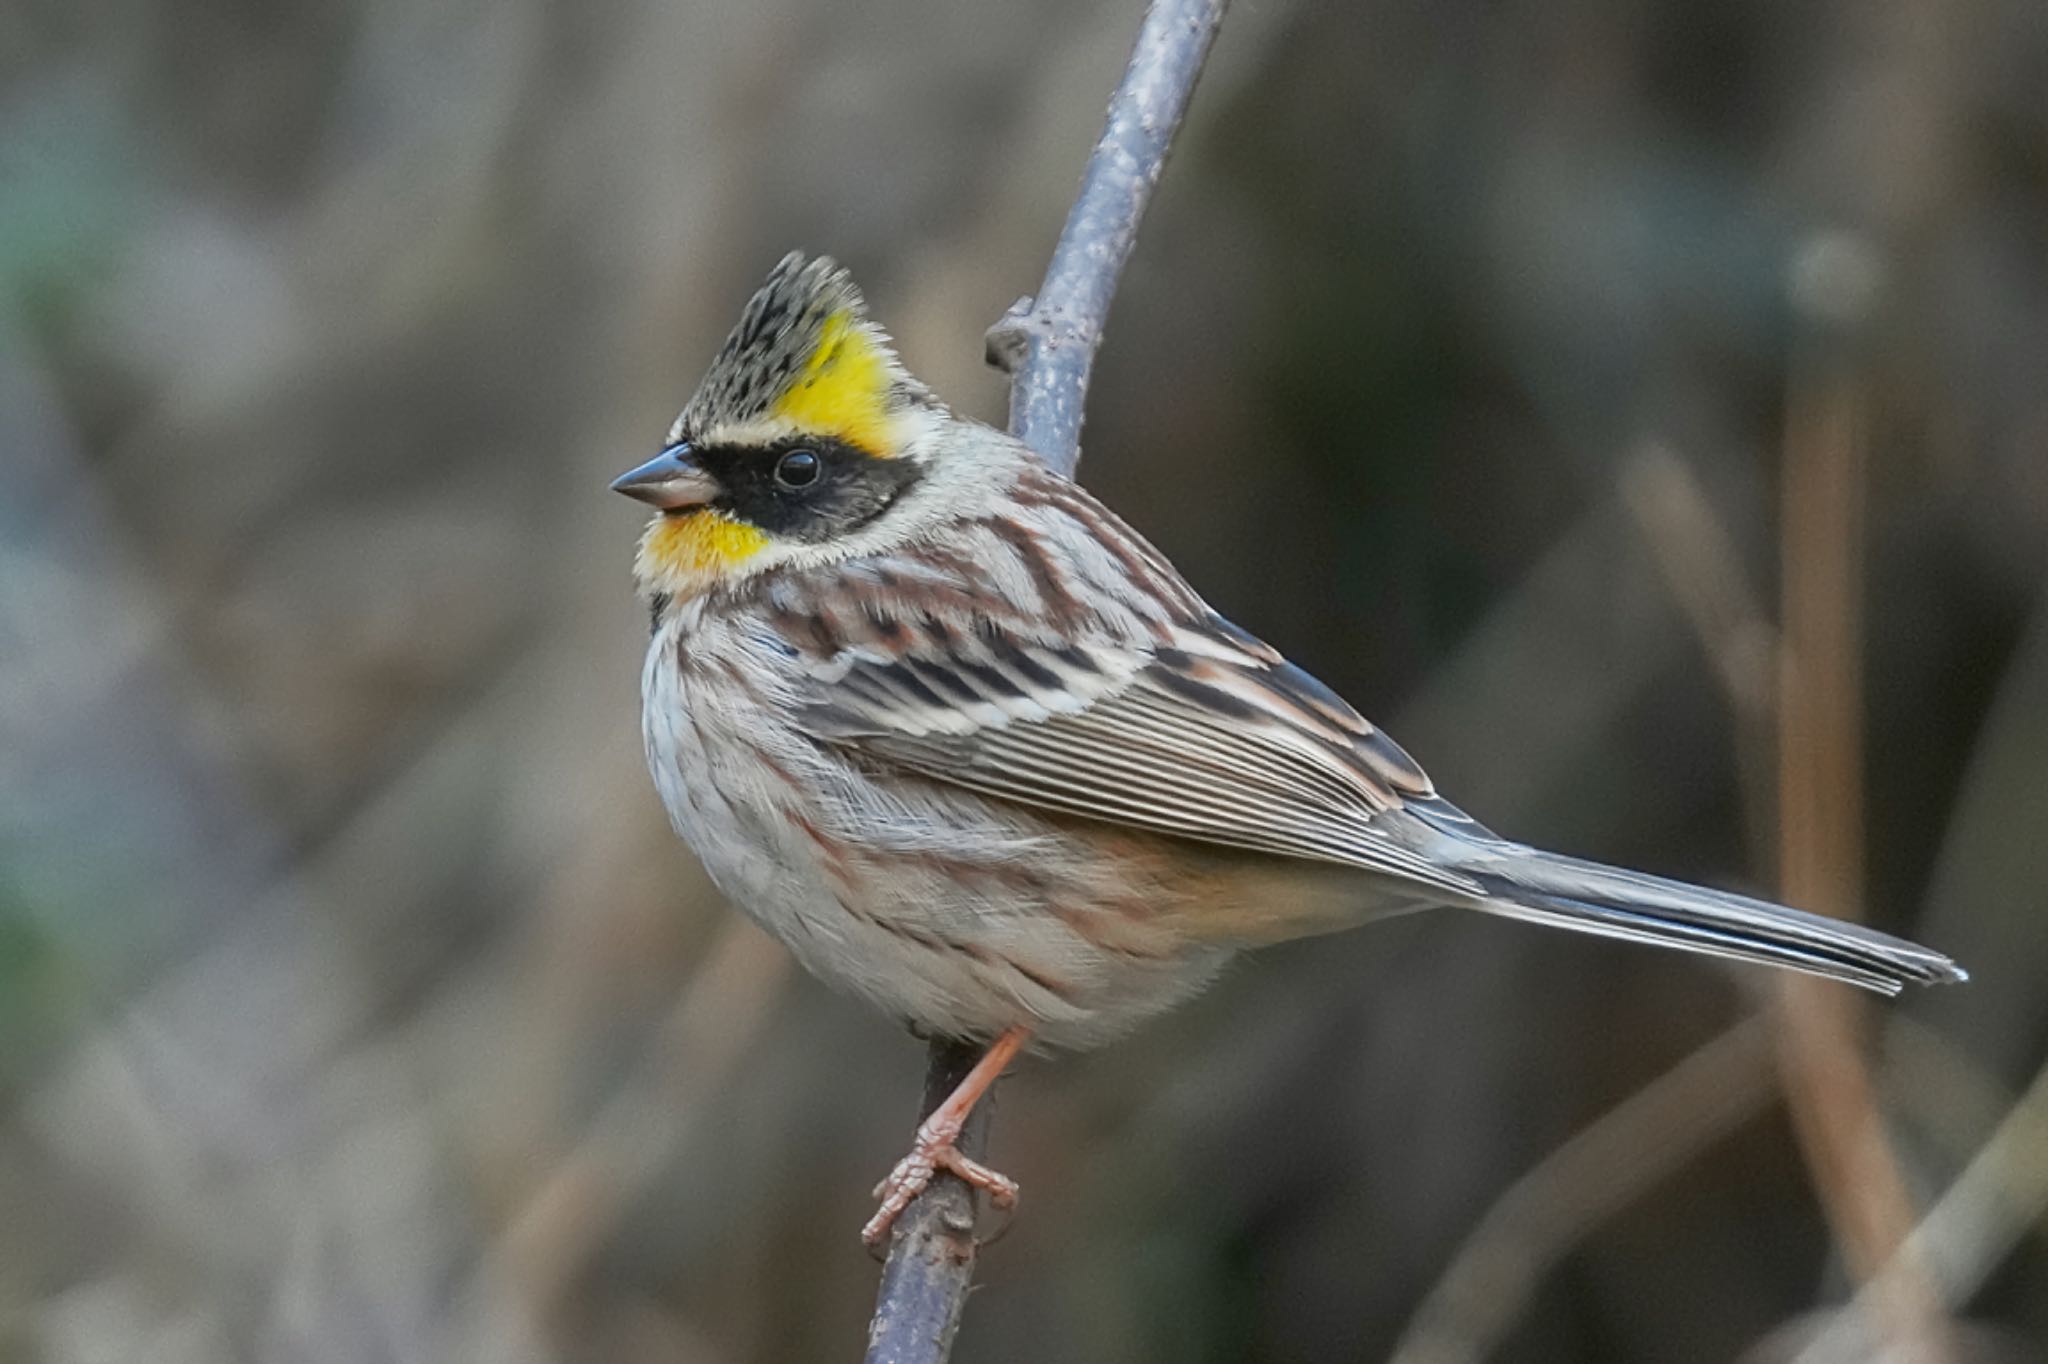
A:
<box><xmin>863</xmin><ymin>1038</ymin><xmax>998</xmax><ymax>1364</ymax></box>
<box><xmin>863</xmin><ymin>2</ymin><xmax>1230</xmax><ymax>1359</ymax></box>
<box><xmin>986</xmin><ymin>0</ymin><xmax>1230</xmax><ymax>478</ymax></box>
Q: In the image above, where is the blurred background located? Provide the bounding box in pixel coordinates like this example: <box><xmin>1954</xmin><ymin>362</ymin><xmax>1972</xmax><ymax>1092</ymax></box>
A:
<box><xmin>3</xmin><ymin>0</ymin><xmax>2047</xmax><ymax>1360</ymax></box>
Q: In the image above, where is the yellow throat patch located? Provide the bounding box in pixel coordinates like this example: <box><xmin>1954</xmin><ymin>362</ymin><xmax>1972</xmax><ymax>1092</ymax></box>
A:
<box><xmin>769</xmin><ymin>310</ymin><xmax>897</xmax><ymax>455</ymax></box>
<box><xmin>637</xmin><ymin>510</ymin><xmax>771</xmax><ymax>586</ymax></box>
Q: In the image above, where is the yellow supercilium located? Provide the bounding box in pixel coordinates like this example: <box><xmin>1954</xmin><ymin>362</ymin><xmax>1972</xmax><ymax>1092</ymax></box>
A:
<box><xmin>770</xmin><ymin>311</ymin><xmax>897</xmax><ymax>455</ymax></box>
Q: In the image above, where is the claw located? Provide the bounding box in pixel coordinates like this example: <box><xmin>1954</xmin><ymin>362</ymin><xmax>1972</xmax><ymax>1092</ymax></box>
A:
<box><xmin>935</xmin><ymin>1147</ymin><xmax>1018</xmax><ymax>1210</ymax></box>
<box><xmin>860</xmin><ymin>1026</ymin><xmax>1032</xmax><ymax>1249</ymax></box>
<box><xmin>861</xmin><ymin>1131</ymin><xmax>1020</xmax><ymax>1247</ymax></box>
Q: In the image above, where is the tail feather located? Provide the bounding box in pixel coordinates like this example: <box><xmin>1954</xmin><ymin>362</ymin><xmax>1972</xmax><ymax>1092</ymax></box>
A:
<box><xmin>1446</xmin><ymin>846</ymin><xmax>1966</xmax><ymax>995</ymax></box>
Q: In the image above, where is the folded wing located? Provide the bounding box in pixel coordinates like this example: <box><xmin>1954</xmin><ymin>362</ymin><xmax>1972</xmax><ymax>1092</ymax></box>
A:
<box><xmin>746</xmin><ymin>490</ymin><xmax>1486</xmax><ymax>900</ymax></box>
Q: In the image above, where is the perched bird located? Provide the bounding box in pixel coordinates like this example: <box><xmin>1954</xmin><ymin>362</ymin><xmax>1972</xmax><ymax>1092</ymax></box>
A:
<box><xmin>613</xmin><ymin>253</ymin><xmax>1964</xmax><ymax>1246</ymax></box>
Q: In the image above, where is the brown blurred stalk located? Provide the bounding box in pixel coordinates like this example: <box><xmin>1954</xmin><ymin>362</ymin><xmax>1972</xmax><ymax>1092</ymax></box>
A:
<box><xmin>1624</xmin><ymin>297</ymin><xmax>1957</xmax><ymax>1357</ymax></box>
<box><xmin>1771</xmin><ymin>243</ymin><xmax>1950</xmax><ymax>1361</ymax></box>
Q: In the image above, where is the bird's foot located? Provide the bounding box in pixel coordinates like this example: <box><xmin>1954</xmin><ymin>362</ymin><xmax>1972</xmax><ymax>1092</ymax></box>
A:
<box><xmin>861</xmin><ymin>1121</ymin><xmax>1019</xmax><ymax>1248</ymax></box>
<box><xmin>860</xmin><ymin>1025</ymin><xmax>1031</xmax><ymax>1249</ymax></box>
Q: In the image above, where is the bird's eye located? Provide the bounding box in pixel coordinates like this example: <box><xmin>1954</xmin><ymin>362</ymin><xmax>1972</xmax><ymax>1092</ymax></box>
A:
<box><xmin>775</xmin><ymin>449</ymin><xmax>821</xmax><ymax>489</ymax></box>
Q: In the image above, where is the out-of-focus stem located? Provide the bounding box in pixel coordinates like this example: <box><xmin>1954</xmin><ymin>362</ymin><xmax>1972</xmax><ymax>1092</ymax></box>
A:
<box><xmin>1773</xmin><ymin>239</ymin><xmax>1951</xmax><ymax>1362</ymax></box>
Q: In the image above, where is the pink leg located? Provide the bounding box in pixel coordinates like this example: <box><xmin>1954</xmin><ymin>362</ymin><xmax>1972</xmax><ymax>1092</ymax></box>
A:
<box><xmin>862</xmin><ymin>1027</ymin><xmax>1031</xmax><ymax>1247</ymax></box>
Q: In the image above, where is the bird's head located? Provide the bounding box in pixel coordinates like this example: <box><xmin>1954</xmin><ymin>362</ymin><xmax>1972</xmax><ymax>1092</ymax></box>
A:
<box><xmin>614</xmin><ymin>253</ymin><xmax>954</xmax><ymax>601</ymax></box>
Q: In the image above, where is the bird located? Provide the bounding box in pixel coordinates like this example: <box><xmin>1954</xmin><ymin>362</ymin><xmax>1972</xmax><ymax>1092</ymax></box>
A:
<box><xmin>612</xmin><ymin>252</ymin><xmax>1964</xmax><ymax>1247</ymax></box>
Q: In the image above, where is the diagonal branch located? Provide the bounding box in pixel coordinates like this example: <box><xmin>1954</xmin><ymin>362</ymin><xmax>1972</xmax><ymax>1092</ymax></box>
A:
<box><xmin>863</xmin><ymin>2</ymin><xmax>1229</xmax><ymax>1361</ymax></box>
<box><xmin>864</xmin><ymin>1037</ymin><xmax>1005</xmax><ymax>1364</ymax></box>
<box><xmin>986</xmin><ymin>0</ymin><xmax>1230</xmax><ymax>480</ymax></box>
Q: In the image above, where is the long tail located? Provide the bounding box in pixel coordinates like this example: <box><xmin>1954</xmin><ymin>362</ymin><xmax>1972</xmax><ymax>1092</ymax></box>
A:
<box><xmin>1440</xmin><ymin>843</ymin><xmax>1965</xmax><ymax>995</ymax></box>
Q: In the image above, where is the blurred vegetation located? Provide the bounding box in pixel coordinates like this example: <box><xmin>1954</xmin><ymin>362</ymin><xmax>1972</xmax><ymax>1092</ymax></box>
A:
<box><xmin>2</xmin><ymin>0</ymin><xmax>2046</xmax><ymax>1361</ymax></box>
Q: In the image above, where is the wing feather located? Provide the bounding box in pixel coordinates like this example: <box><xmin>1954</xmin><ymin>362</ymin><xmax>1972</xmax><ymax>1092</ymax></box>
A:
<box><xmin>743</xmin><ymin>470</ymin><xmax>1483</xmax><ymax>899</ymax></box>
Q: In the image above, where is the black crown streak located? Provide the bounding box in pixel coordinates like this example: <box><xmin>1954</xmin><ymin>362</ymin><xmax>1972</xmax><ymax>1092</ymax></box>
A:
<box><xmin>687</xmin><ymin>435</ymin><xmax>921</xmax><ymax>544</ymax></box>
<box><xmin>679</xmin><ymin>255</ymin><xmax>871</xmax><ymax>439</ymax></box>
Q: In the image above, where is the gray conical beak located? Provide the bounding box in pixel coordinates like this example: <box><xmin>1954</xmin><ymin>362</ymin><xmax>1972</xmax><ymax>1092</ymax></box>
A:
<box><xmin>611</xmin><ymin>444</ymin><xmax>718</xmax><ymax>510</ymax></box>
